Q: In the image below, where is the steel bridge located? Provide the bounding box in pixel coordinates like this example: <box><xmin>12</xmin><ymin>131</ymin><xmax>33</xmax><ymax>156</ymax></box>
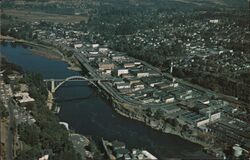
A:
<box><xmin>44</xmin><ymin>76</ymin><xmax>112</xmax><ymax>93</ymax></box>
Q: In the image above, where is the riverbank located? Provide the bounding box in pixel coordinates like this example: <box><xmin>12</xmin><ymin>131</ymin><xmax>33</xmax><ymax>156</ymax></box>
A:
<box><xmin>0</xmin><ymin>35</ymin><xmax>82</xmax><ymax>72</ymax></box>
<box><xmin>1</xmin><ymin>35</ymin><xmax>61</xmax><ymax>60</ymax></box>
<box><xmin>112</xmin><ymin>98</ymin><xmax>210</xmax><ymax>146</ymax></box>
<box><xmin>1</xmin><ymin>42</ymin><xmax>213</xmax><ymax>159</ymax></box>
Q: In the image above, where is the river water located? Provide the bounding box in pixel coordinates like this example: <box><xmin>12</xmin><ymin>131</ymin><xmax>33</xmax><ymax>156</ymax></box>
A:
<box><xmin>1</xmin><ymin>43</ymin><xmax>212</xmax><ymax>159</ymax></box>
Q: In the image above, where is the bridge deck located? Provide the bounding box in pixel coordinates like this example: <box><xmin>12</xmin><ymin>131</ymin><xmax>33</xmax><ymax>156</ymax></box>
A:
<box><xmin>44</xmin><ymin>79</ymin><xmax>113</xmax><ymax>82</ymax></box>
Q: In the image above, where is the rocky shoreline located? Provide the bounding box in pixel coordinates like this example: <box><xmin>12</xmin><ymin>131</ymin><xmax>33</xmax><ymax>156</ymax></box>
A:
<box><xmin>112</xmin><ymin>100</ymin><xmax>211</xmax><ymax>147</ymax></box>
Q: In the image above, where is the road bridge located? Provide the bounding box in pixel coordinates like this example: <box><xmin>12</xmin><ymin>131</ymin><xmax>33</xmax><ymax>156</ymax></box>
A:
<box><xmin>44</xmin><ymin>76</ymin><xmax>113</xmax><ymax>93</ymax></box>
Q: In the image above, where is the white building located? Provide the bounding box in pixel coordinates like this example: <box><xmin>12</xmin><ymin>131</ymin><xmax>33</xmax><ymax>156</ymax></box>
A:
<box><xmin>162</xmin><ymin>95</ymin><xmax>175</xmax><ymax>104</ymax></box>
<box><xmin>117</xmin><ymin>69</ymin><xmax>129</xmax><ymax>76</ymax></box>
<box><xmin>89</xmin><ymin>51</ymin><xmax>99</xmax><ymax>55</ymax></box>
<box><xmin>14</xmin><ymin>92</ymin><xmax>35</xmax><ymax>103</ymax></box>
<box><xmin>74</xmin><ymin>43</ymin><xmax>83</xmax><ymax>49</ymax></box>
<box><xmin>137</xmin><ymin>72</ymin><xmax>149</xmax><ymax>78</ymax></box>
<box><xmin>209</xmin><ymin>19</ymin><xmax>219</xmax><ymax>23</ymax></box>
<box><xmin>197</xmin><ymin>118</ymin><xmax>210</xmax><ymax>127</ymax></box>
<box><xmin>99</xmin><ymin>48</ymin><xmax>109</xmax><ymax>53</ymax></box>
<box><xmin>116</xmin><ymin>83</ymin><xmax>131</xmax><ymax>90</ymax></box>
<box><xmin>210</xmin><ymin>112</ymin><xmax>221</xmax><ymax>122</ymax></box>
<box><xmin>92</xmin><ymin>44</ymin><xmax>99</xmax><ymax>48</ymax></box>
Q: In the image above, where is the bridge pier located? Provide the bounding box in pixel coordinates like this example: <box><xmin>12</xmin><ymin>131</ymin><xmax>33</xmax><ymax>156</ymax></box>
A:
<box><xmin>51</xmin><ymin>80</ymin><xmax>55</xmax><ymax>93</ymax></box>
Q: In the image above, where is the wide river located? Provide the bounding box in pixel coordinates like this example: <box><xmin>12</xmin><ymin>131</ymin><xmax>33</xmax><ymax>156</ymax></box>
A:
<box><xmin>1</xmin><ymin>43</ymin><xmax>211</xmax><ymax>159</ymax></box>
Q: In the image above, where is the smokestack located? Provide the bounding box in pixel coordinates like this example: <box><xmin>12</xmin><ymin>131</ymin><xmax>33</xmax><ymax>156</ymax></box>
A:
<box><xmin>170</xmin><ymin>61</ymin><xmax>173</xmax><ymax>74</ymax></box>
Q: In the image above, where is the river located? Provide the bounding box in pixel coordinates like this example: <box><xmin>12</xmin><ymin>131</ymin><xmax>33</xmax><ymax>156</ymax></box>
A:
<box><xmin>0</xmin><ymin>43</ymin><xmax>212</xmax><ymax>159</ymax></box>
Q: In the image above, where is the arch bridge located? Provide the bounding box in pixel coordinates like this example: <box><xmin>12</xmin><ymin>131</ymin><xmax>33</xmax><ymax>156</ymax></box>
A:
<box><xmin>44</xmin><ymin>76</ymin><xmax>112</xmax><ymax>93</ymax></box>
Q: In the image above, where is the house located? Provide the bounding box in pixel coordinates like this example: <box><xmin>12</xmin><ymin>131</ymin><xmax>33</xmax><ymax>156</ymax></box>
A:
<box><xmin>14</xmin><ymin>92</ymin><xmax>35</xmax><ymax>104</ymax></box>
<box><xmin>7</xmin><ymin>72</ymin><xmax>23</xmax><ymax>81</ymax></box>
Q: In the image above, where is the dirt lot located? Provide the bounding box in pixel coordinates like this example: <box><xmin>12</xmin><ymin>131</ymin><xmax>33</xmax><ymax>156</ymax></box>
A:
<box><xmin>1</xmin><ymin>9</ymin><xmax>88</xmax><ymax>24</ymax></box>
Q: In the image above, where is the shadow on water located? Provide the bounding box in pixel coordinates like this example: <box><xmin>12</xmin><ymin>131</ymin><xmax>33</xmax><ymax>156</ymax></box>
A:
<box><xmin>55</xmin><ymin>93</ymin><xmax>94</xmax><ymax>102</ymax></box>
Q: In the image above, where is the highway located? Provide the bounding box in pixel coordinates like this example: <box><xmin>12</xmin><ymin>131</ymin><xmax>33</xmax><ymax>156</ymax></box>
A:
<box><xmin>74</xmin><ymin>48</ymin><xmax>241</xmax><ymax>110</ymax></box>
<box><xmin>74</xmin><ymin>52</ymin><xmax>180</xmax><ymax>109</ymax></box>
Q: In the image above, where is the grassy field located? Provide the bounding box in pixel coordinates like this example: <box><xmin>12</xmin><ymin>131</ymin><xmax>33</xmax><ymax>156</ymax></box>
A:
<box><xmin>1</xmin><ymin>9</ymin><xmax>88</xmax><ymax>24</ymax></box>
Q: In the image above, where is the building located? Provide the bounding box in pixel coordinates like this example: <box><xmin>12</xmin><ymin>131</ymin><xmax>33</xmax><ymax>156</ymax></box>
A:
<box><xmin>74</xmin><ymin>43</ymin><xmax>82</xmax><ymax>49</ymax></box>
<box><xmin>170</xmin><ymin>89</ymin><xmax>193</xmax><ymax>100</ymax></box>
<box><xmin>114</xmin><ymin>148</ymin><xmax>130</xmax><ymax>159</ymax></box>
<box><xmin>180</xmin><ymin>111</ymin><xmax>210</xmax><ymax>127</ymax></box>
<box><xmin>155</xmin><ymin>81</ymin><xmax>178</xmax><ymax>89</ymax></box>
<box><xmin>209</xmin><ymin>19</ymin><xmax>219</xmax><ymax>23</ymax></box>
<box><xmin>99</xmin><ymin>47</ymin><xmax>109</xmax><ymax>54</ymax></box>
<box><xmin>116</xmin><ymin>83</ymin><xmax>131</xmax><ymax>90</ymax></box>
<box><xmin>7</xmin><ymin>73</ymin><xmax>23</xmax><ymax>81</ymax></box>
<box><xmin>142</xmin><ymin>77</ymin><xmax>164</xmax><ymax>87</ymax></box>
<box><xmin>89</xmin><ymin>51</ymin><xmax>98</xmax><ymax>55</ymax></box>
<box><xmin>98</xmin><ymin>62</ymin><xmax>115</xmax><ymax>71</ymax></box>
<box><xmin>117</xmin><ymin>68</ymin><xmax>129</xmax><ymax>76</ymax></box>
<box><xmin>148</xmin><ymin>70</ymin><xmax>161</xmax><ymax>77</ymax></box>
<box><xmin>14</xmin><ymin>92</ymin><xmax>35</xmax><ymax>104</ymax></box>
<box><xmin>124</xmin><ymin>62</ymin><xmax>135</xmax><ymax>68</ymax></box>
<box><xmin>124</xmin><ymin>78</ymin><xmax>140</xmax><ymax>85</ymax></box>
<box><xmin>131</xmin><ymin>69</ymin><xmax>149</xmax><ymax>78</ymax></box>
<box><xmin>162</xmin><ymin>105</ymin><xmax>181</xmax><ymax>114</ymax></box>
<box><xmin>132</xmin><ymin>82</ymin><xmax>145</xmax><ymax>91</ymax></box>
<box><xmin>121</xmin><ymin>73</ymin><xmax>134</xmax><ymax>79</ymax></box>
<box><xmin>142</xmin><ymin>97</ymin><xmax>155</xmax><ymax>104</ymax></box>
<box><xmin>92</xmin><ymin>44</ymin><xmax>99</xmax><ymax>48</ymax></box>
<box><xmin>39</xmin><ymin>155</ymin><xmax>49</xmax><ymax>160</ymax></box>
<box><xmin>111</xmin><ymin>53</ymin><xmax>127</xmax><ymax>61</ymax></box>
<box><xmin>112</xmin><ymin>141</ymin><xmax>126</xmax><ymax>151</ymax></box>
<box><xmin>162</xmin><ymin>95</ymin><xmax>175</xmax><ymax>103</ymax></box>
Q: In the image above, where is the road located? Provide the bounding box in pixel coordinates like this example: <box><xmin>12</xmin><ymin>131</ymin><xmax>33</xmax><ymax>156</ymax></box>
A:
<box><xmin>7</xmin><ymin>100</ymin><xmax>15</xmax><ymax>160</ymax></box>
<box><xmin>0</xmin><ymin>82</ymin><xmax>14</xmax><ymax>160</ymax></box>
<box><xmin>74</xmin><ymin>48</ymin><xmax>244</xmax><ymax>110</ymax></box>
<box><xmin>74</xmin><ymin>52</ymin><xmax>180</xmax><ymax>109</ymax></box>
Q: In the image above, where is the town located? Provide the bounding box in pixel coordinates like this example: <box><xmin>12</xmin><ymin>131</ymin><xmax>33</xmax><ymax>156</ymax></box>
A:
<box><xmin>1</xmin><ymin>0</ymin><xmax>250</xmax><ymax>159</ymax></box>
